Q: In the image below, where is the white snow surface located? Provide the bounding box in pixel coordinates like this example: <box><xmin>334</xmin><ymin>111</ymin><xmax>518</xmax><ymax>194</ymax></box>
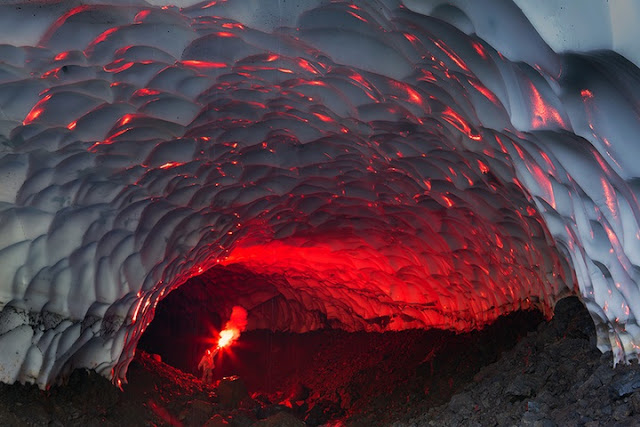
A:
<box><xmin>0</xmin><ymin>0</ymin><xmax>639</xmax><ymax>387</ymax></box>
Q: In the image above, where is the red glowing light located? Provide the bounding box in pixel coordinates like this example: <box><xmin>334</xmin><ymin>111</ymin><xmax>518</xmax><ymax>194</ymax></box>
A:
<box><xmin>297</xmin><ymin>58</ymin><xmax>319</xmax><ymax>74</ymax></box>
<box><xmin>391</xmin><ymin>81</ymin><xmax>424</xmax><ymax>106</ymax></box>
<box><xmin>540</xmin><ymin>151</ymin><xmax>556</xmax><ymax>174</ymax></box>
<box><xmin>40</xmin><ymin>5</ymin><xmax>92</xmax><ymax>45</ymax></box>
<box><xmin>221</xmin><ymin>22</ymin><xmax>245</xmax><ymax>30</ymax></box>
<box><xmin>117</xmin><ymin>114</ymin><xmax>136</xmax><ymax>126</ymax></box>
<box><xmin>471</xmin><ymin>41</ymin><xmax>487</xmax><ymax>59</ymax></box>
<box><xmin>403</xmin><ymin>33</ymin><xmax>420</xmax><ymax>45</ymax></box>
<box><xmin>347</xmin><ymin>10</ymin><xmax>368</xmax><ymax>22</ymax></box>
<box><xmin>442</xmin><ymin>107</ymin><xmax>481</xmax><ymax>140</ymax></box>
<box><xmin>528</xmin><ymin>161</ymin><xmax>556</xmax><ymax>209</ymax></box>
<box><xmin>180</xmin><ymin>60</ymin><xmax>228</xmax><ymax>70</ymax></box>
<box><xmin>42</xmin><ymin>67</ymin><xmax>63</xmax><ymax>79</ymax></box>
<box><xmin>215</xmin><ymin>31</ymin><xmax>236</xmax><ymax>38</ymax></box>
<box><xmin>103</xmin><ymin>59</ymin><xmax>135</xmax><ymax>73</ymax></box>
<box><xmin>198</xmin><ymin>306</ymin><xmax>247</xmax><ymax>382</ymax></box>
<box><xmin>528</xmin><ymin>81</ymin><xmax>566</xmax><ymax>129</ymax></box>
<box><xmin>432</xmin><ymin>38</ymin><xmax>470</xmax><ymax>72</ymax></box>
<box><xmin>477</xmin><ymin>160</ymin><xmax>489</xmax><ymax>174</ymax></box>
<box><xmin>313</xmin><ymin>112</ymin><xmax>334</xmax><ymax>123</ymax></box>
<box><xmin>581</xmin><ymin>89</ymin><xmax>594</xmax><ymax>100</ymax></box>
<box><xmin>442</xmin><ymin>195</ymin><xmax>454</xmax><ymax>207</ymax></box>
<box><xmin>88</xmin><ymin>27</ymin><xmax>119</xmax><ymax>49</ymax></box>
<box><xmin>601</xmin><ymin>176</ymin><xmax>617</xmax><ymax>215</ymax></box>
<box><xmin>468</xmin><ymin>79</ymin><xmax>500</xmax><ymax>106</ymax></box>
<box><xmin>133</xmin><ymin>88</ymin><xmax>161</xmax><ymax>97</ymax></box>
<box><xmin>418</xmin><ymin>70</ymin><xmax>437</xmax><ymax>83</ymax></box>
<box><xmin>134</xmin><ymin>10</ymin><xmax>152</xmax><ymax>23</ymax></box>
<box><xmin>23</xmin><ymin>94</ymin><xmax>52</xmax><ymax>125</ymax></box>
<box><xmin>217</xmin><ymin>329</ymin><xmax>235</xmax><ymax>348</ymax></box>
<box><xmin>54</xmin><ymin>51</ymin><xmax>70</xmax><ymax>61</ymax></box>
<box><xmin>304</xmin><ymin>80</ymin><xmax>328</xmax><ymax>87</ymax></box>
<box><xmin>159</xmin><ymin>161</ymin><xmax>184</xmax><ymax>169</ymax></box>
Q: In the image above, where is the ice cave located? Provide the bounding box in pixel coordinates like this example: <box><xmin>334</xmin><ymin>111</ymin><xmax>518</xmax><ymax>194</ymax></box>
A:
<box><xmin>1</xmin><ymin>0</ymin><xmax>640</xmax><ymax>423</ymax></box>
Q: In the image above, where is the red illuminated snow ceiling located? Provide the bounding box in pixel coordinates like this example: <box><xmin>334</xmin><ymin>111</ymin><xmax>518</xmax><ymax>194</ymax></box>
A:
<box><xmin>0</xmin><ymin>0</ymin><xmax>638</xmax><ymax>388</ymax></box>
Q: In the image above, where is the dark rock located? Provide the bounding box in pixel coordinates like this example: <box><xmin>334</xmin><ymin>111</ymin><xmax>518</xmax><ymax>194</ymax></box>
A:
<box><xmin>217</xmin><ymin>376</ymin><xmax>250</xmax><ymax>409</ymax></box>
<box><xmin>253</xmin><ymin>411</ymin><xmax>305</xmax><ymax>427</ymax></box>
<box><xmin>180</xmin><ymin>399</ymin><xmax>215</xmax><ymax>425</ymax></box>
<box><xmin>578</xmin><ymin>364</ymin><xmax>615</xmax><ymax>399</ymax></box>
<box><xmin>256</xmin><ymin>404</ymin><xmax>290</xmax><ymax>420</ymax></box>
<box><xmin>495</xmin><ymin>411</ymin><xmax>515</xmax><ymax>426</ymax></box>
<box><xmin>610</xmin><ymin>370</ymin><xmax>640</xmax><ymax>398</ymax></box>
<box><xmin>527</xmin><ymin>400</ymin><xmax>541</xmax><ymax>413</ymax></box>
<box><xmin>304</xmin><ymin>399</ymin><xmax>344</xmax><ymax>426</ymax></box>
<box><xmin>448</xmin><ymin>392</ymin><xmax>473</xmax><ymax>414</ymax></box>
<box><xmin>521</xmin><ymin>411</ymin><xmax>555</xmax><ymax>427</ymax></box>
<box><xmin>521</xmin><ymin>411</ymin><xmax>542</xmax><ymax>426</ymax></box>
<box><xmin>289</xmin><ymin>383</ymin><xmax>310</xmax><ymax>401</ymax></box>
<box><xmin>613</xmin><ymin>402</ymin><xmax>632</xmax><ymax>420</ymax></box>
<box><xmin>229</xmin><ymin>411</ymin><xmax>255</xmax><ymax>427</ymax></box>
<box><xmin>631</xmin><ymin>392</ymin><xmax>640</xmax><ymax>413</ymax></box>
<box><xmin>552</xmin><ymin>297</ymin><xmax>596</xmax><ymax>340</ymax></box>
<box><xmin>252</xmin><ymin>393</ymin><xmax>273</xmax><ymax>406</ymax></box>
<box><xmin>505</xmin><ymin>375</ymin><xmax>536</xmax><ymax>401</ymax></box>
<box><xmin>205</xmin><ymin>414</ymin><xmax>229</xmax><ymax>427</ymax></box>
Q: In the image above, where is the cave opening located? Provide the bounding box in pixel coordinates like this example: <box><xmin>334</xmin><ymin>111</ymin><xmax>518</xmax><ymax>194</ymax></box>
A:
<box><xmin>136</xmin><ymin>263</ymin><xmax>566</xmax><ymax>423</ymax></box>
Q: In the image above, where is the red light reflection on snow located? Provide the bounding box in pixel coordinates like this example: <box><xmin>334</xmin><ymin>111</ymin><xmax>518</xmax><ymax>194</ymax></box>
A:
<box><xmin>215</xmin><ymin>31</ymin><xmax>236</xmax><ymax>38</ymax></box>
<box><xmin>54</xmin><ymin>51</ymin><xmax>70</xmax><ymax>61</ymax></box>
<box><xmin>88</xmin><ymin>27</ymin><xmax>119</xmax><ymax>49</ymax></box>
<box><xmin>180</xmin><ymin>60</ymin><xmax>228</xmax><ymax>70</ymax></box>
<box><xmin>134</xmin><ymin>10</ymin><xmax>152</xmax><ymax>23</ymax></box>
<box><xmin>468</xmin><ymin>79</ymin><xmax>500</xmax><ymax>106</ymax></box>
<box><xmin>528</xmin><ymin>81</ymin><xmax>566</xmax><ymax>129</ymax></box>
<box><xmin>346</xmin><ymin>10</ymin><xmax>368</xmax><ymax>22</ymax></box>
<box><xmin>297</xmin><ymin>58</ymin><xmax>319</xmax><ymax>74</ymax></box>
<box><xmin>40</xmin><ymin>5</ymin><xmax>93</xmax><ymax>44</ymax></box>
<box><xmin>442</xmin><ymin>107</ymin><xmax>481</xmax><ymax>140</ymax></box>
<box><xmin>159</xmin><ymin>162</ymin><xmax>185</xmax><ymax>169</ymax></box>
<box><xmin>222</xmin><ymin>22</ymin><xmax>245</xmax><ymax>30</ymax></box>
<box><xmin>471</xmin><ymin>41</ymin><xmax>487</xmax><ymax>59</ymax></box>
<box><xmin>23</xmin><ymin>94</ymin><xmax>52</xmax><ymax>125</ymax></box>
<box><xmin>103</xmin><ymin>59</ymin><xmax>135</xmax><ymax>73</ymax></box>
<box><xmin>133</xmin><ymin>88</ymin><xmax>161</xmax><ymax>97</ymax></box>
<box><xmin>432</xmin><ymin>39</ymin><xmax>470</xmax><ymax>72</ymax></box>
<box><xmin>312</xmin><ymin>112</ymin><xmax>334</xmax><ymax>123</ymax></box>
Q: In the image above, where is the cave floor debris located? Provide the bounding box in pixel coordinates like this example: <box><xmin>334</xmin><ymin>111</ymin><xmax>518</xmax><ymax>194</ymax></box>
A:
<box><xmin>1</xmin><ymin>299</ymin><xmax>639</xmax><ymax>426</ymax></box>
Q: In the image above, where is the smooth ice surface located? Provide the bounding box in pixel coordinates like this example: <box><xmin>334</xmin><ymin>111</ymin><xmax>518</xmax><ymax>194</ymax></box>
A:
<box><xmin>0</xmin><ymin>0</ymin><xmax>639</xmax><ymax>387</ymax></box>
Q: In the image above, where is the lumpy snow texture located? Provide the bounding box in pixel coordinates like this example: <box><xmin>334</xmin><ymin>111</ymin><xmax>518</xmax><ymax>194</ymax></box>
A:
<box><xmin>0</xmin><ymin>0</ymin><xmax>638</xmax><ymax>387</ymax></box>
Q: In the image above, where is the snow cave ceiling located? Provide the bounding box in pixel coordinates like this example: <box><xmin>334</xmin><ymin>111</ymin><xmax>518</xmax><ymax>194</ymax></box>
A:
<box><xmin>1</xmin><ymin>0</ymin><xmax>640</xmax><ymax>388</ymax></box>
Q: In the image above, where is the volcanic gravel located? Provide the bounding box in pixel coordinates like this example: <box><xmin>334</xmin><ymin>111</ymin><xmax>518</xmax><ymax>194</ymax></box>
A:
<box><xmin>1</xmin><ymin>297</ymin><xmax>638</xmax><ymax>426</ymax></box>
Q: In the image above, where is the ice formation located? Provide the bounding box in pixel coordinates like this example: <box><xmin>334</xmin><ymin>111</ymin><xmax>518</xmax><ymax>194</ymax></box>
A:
<box><xmin>0</xmin><ymin>0</ymin><xmax>639</xmax><ymax>388</ymax></box>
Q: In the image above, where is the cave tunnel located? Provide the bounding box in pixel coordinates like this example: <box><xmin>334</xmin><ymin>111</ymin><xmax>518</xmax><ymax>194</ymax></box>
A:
<box><xmin>1</xmin><ymin>0</ymin><xmax>640</xmax><ymax>424</ymax></box>
<box><xmin>137</xmin><ymin>261</ymin><xmax>551</xmax><ymax>420</ymax></box>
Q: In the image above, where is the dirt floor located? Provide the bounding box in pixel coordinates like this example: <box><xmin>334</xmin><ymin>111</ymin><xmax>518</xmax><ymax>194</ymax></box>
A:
<box><xmin>2</xmin><ymin>297</ymin><xmax>640</xmax><ymax>426</ymax></box>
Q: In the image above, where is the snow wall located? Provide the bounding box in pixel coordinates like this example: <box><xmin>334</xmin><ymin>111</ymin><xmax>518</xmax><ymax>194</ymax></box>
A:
<box><xmin>1</xmin><ymin>0</ymin><xmax>640</xmax><ymax>388</ymax></box>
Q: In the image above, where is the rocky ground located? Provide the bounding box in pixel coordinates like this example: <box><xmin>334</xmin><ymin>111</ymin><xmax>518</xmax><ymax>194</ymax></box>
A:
<box><xmin>399</xmin><ymin>297</ymin><xmax>640</xmax><ymax>427</ymax></box>
<box><xmin>1</xmin><ymin>297</ymin><xmax>639</xmax><ymax>426</ymax></box>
